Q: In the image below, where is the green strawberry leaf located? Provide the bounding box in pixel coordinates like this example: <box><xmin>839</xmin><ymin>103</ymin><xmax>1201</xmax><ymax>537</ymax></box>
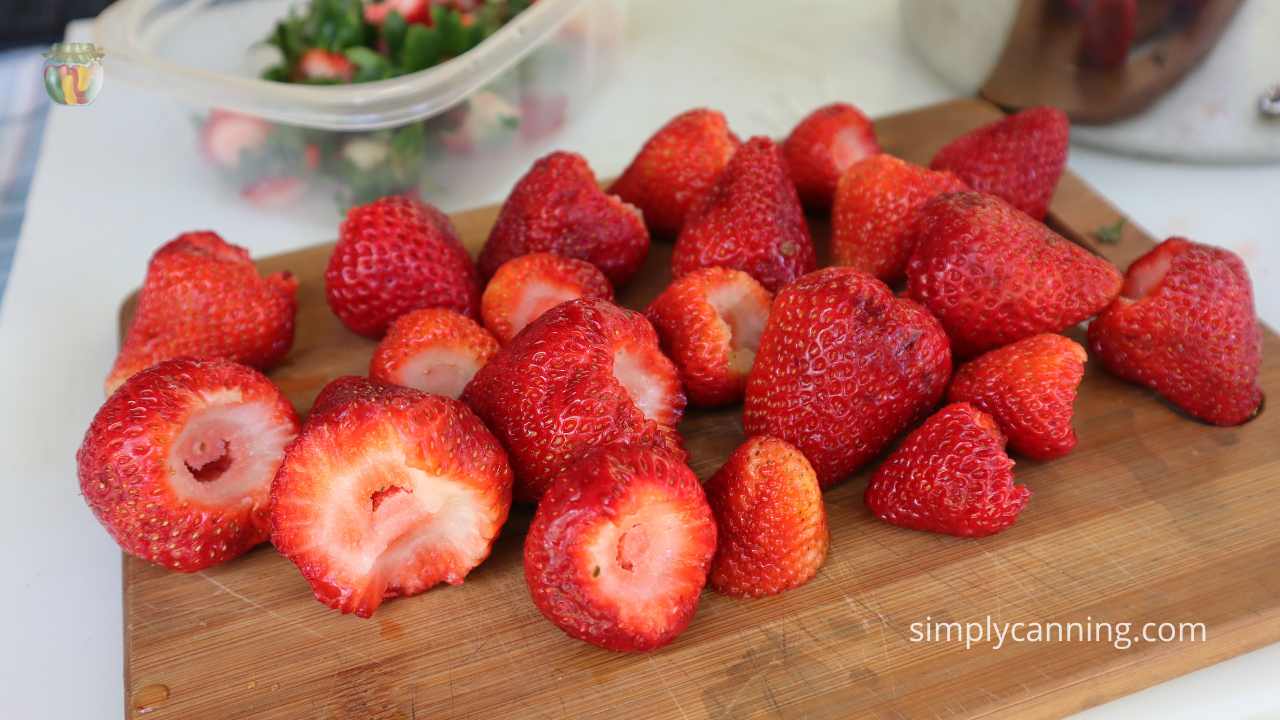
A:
<box><xmin>381</xmin><ymin>10</ymin><xmax>409</xmax><ymax>59</ymax></box>
<box><xmin>1094</xmin><ymin>219</ymin><xmax>1126</xmax><ymax>245</ymax></box>
<box><xmin>345</xmin><ymin>46</ymin><xmax>393</xmax><ymax>82</ymax></box>
<box><xmin>401</xmin><ymin>24</ymin><xmax>442</xmax><ymax>72</ymax></box>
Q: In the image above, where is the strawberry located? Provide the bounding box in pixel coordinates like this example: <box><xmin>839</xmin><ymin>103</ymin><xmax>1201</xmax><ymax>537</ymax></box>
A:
<box><xmin>200</xmin><ymin>110</ymin><xmax>271</xmax><ymax>170</ymax></box>
<box><xmin>369</xmin><ymin>307</ymin><xmax>499</xmax><ymax>398</ymax></box>
<box><xmin>947</xmin><ymin>333</ymin><xmax>1087</xmax><ymax>460</ymax></box>
<box><xmin>673</xmin><ymin>137</ymin><xmax>816</xmax><ymax>293</ymax></box>
<box><xmin>646</xmin><ymin>267</ymin><xmax>772</xmax><ymax>407</ymax></box>
<box><xmin>271</xmin><ymin>376</ymin><xmax>512</xmax><ymax>617</ymax></box>
<box><xmin>1088</xmin><ymin>237</ymin><xmax>1263</xmax><ymax>426</ymax></box>
<box><xmin>364</xmin><ymin>0</ymin><xmax>431</xmax><ymax>26</ymax></box>
<box><xmin>463</xmin><ymin>298</ymin><xmax>686</xmax><ymax>503</ymax></box>
<box><xmin>704</xmin><ymin>436</ymin><xmax>828</xmax><ymax>598</ymax></box>
<box><xmin>296</xmin><ymin>49</ymin><xmax>355</xmax><ymax>83</ymax></box>
<box><xmin>929</xmin><ymin>106</ymin><xmax>1070</xmax><ymax>221</ymax></box>
<box><xmin>865</xmin><ymin>403</ymin><xmax>1029</xmax><ymax>537</ymax></box>
<box><xmin>1079</xmin><ymin>0</ymin><xmax>1137</xmax><ymax>68</ymax></box>
<box><xmin>524</xmin><ymin>443</ymin><xmax>716</xmax><ymax>652</ymax></box>
<box><xmin>782</xmin><ymin>102</ymin><xmax>881</xmax><ymax>210</ymax></box>
<box><xmin>906</xmin><ymin>192</ymin><xmax>1122</xmax><ymax>357</ymax></box>
<box><xmin>744</xmin><ymin>267</ymin><xmax>952</xmax><ymax>488</ymax></box>
<box><xmin>610</xmin><ymin>108</ymin><xmax>741</xmax><ymax>236</ymax></box>
<box><xmin>78</xmin><ymin>358</ymin><xmax>300</xmax><ymax>572</ymax></box>
<box><xmin>830</xmin><ymin>154</ymin><xmax>967</xmax><ymax>283</ymax></box>
<box><xmin>480</xmin><ymin>252</ymin><xmax>614</xmax><ymax>344</ymax></box>
<box><xmin>241</xmin><ymin>176</ymin><xmax>308</xmax><ymax>207</ymax></box>
<box><xmin>107</xmin><ymin>231</ymin><xmax>298</xmax><ymax>394</ymax></box>
<box><xmin>325</xmin><ymin>195</ymin><xmax>480</xmax><ymax>338</ymax></box>
<box><xmin>478</xmin><ymin>151</ymin><xmax>650</xmax><ymax>286</ymax></box>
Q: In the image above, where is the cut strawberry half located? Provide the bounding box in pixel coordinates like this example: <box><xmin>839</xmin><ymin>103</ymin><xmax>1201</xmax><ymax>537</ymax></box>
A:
<box><xmin>481</xmin><ymin>252</ymin><xmax>614</xmax><ymax>344</ymax></box>
<box><xmin>370</xmin><ymin>308</ymin><xmax>499</xmax><ymax>398</ymax></box>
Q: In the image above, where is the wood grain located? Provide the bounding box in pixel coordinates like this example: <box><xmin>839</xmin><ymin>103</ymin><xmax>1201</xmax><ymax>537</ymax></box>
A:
<box><xmin>119</xmin><ymin>98</ymin><xmax>1280</xmax><ymax>720</ymax></box>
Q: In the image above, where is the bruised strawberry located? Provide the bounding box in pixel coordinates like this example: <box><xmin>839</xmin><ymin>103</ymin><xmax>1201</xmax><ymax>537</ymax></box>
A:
<box><xmin>744</xmin><ymin>268</ymin><xmax>952</xmax><ymax>488</ymax></box>
<box><xmin>369</xmin><ymin>308</ymin><xmax>499</xmax><ymax>398</ymax></box>
<box><xmin>865</xmin><ymin>402</ymin><xmax>1029</xmax><ymax>537</ymax></box>
<box><xmin>647</xmin><ymin>267</ymin><xmax>771</xmax><ymax>407</ymax></box>
<box><xmin>481</xmin><ymin>252</ymin><xmax>613</xmax><ymax>344</ymax></box>
<box><xmin>610</xmin><ymin>108</ymin><xmax>741</xmax><ymax>236</ymax></box>
<box><xmin>79</xmin><ymin>358</ymin><xmax>300</xmax><ymax>572</ymax></box>
<box><xmin>107</xmin><ymin>231</ymin><xmax>297</xmax><ymax>394</ymax></box>
<box><xmin>271</xmin><ymin>376</ymin><xmax>512</xmax><ymax>617</ymax></box>
<box><xmin>1088</xmin><ymin>237</ymin><xmax>1263</xmax><ymax>426</ymax></box>
<box><xmin>296</xmin><ymin>49</ymin><xmax>354</xmax><ymax>83</ymax></box>
<box><xmin>907</xmin><ymin>192</ymin><xmax>1121</xmax><ymax>357</ymax></box>
<box><xmin>930</xmin><ymin>107</ymin><xmax>1069</xmax><ymax>221</ymax></box>
<box><xmin>705</xmin><ymin>436</ymin><xmax>828</xmax><ymax>598</ymax></box>
<box><xmin>672</xmin><ymin>137</ymin><xmax>815</xmax><ymax>293</ymax></box>
<box><xmin>524</xmin><ymin>443</ymin><xmax>716</xmax><ymax>652</ymax></box>
<box><xmin>782</xmin><ymin>102</ymin><xmax>881</xmax><ymax>210</ymax></box>
<box><xmin>478</xmin><ymin>151</ymin><xmax>650</xmax><ymax>285</ymax></box>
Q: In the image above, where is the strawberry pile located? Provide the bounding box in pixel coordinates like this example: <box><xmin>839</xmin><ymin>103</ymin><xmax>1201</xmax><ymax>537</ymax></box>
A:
<box><xmin>78</xmin><ymin>102</ymin><xmax>1263</xmax><ymax>654</ymax></box>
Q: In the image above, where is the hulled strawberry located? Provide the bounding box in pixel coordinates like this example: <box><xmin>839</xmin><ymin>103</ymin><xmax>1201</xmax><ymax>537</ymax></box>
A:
<box><xmin>524</xmin><ymin>443</ymin><xmax>716</xmax><ymax>652</ymax></box>
<box><xmin>646</xmin><ymin>267</ymin><xmax>772</xmax><ymax>407</ymax></box>
<box><xmin>480</xmin><ymin>252</ymin><xmax>614</xmax><ymax>344</ymax></box>
<box><xmin>79</xmin><ymin>358</ymin><xmax>300</xmax><ymax>572</ymax></box>
<box><xmin>907</xmin><ymin>192</ymin><xmax>1122</xmax><ymax>357</ymax></box>
<box><xmin>463</xmin><ymin>298</ymin><xmax>685</xmax><ymax>503</ymax></box>
<box><xmin>782</xmin><ymin>102</ymin><xmax>881</xmax><ymax>210</ymax></box>
<box><xmin>271</xmin><ymin>376</ymin><xmax>512</xmax><ymax>618</ymax></box>
<box><xmin>478</xmin><ymin>151</ymin><xmax>650</xmax><ymax>285</ymax></box>
<box><xmin>929</xmin><ymin>106</ymin><xmax>1069</xmax><ymax>221</ymax></box>
<box><xmin>296</xmin><ymin>49</ymin><xmax>354</xmax><ymax>83</ymax></box>
<box><xmin>325</xmin><ymin>195</ymin><xmax>480</xmax><ymax>338</ymax></box>
<box><xmin>610</xmin><ymin>108</ymin><xmax>741</xmax><ymax>236</ymax></box>
<box><xmin>704</xmin><ymin>436</ymin><xmax>828</xmax><ymax>598</ymax></box>
<box><xmin>744</xmin><ymin>268</ymin><xmax>952</xmax><ymax>488</ymax></box>
<box><xmin>1088</xmin><ymin>237</ymin><xmax>1263</xmax><ymax>426</ymax></box>
<box><xmin>107</xmin><ymin>231</ymin><xmax>298</xmax><ymax>394</ymax></box>
<box><xmin>947</xmin><ymin>333</ymin><xmax>1087</xmax><ymax>459</ymax></box>
<box><xmin>369</xmin><ymin>308</ymin><xmax>499</xmax><ymax>398</ymax></box>
<box><xmin>672</xmin><ymin>137</ymin><xmax>816</xmax><ymax>293</ymax></box>
<box><xmin>865</xmin><ymin>402</ymin><xmax>1029</xmax><ymax>537</ymax></box>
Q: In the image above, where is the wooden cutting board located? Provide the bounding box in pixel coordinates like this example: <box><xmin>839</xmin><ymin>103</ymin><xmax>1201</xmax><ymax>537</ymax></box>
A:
<box><xmin>119</xmin><ymin>98</ymin><xmax>1280</xmax><ymax>720</ymax></box>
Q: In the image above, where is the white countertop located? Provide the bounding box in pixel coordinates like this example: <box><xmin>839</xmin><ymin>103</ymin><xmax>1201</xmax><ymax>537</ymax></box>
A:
<box><xmin>1</xmin><ymin>1</ymin><xmax>1277</xmax><ymax>717</ymax></box>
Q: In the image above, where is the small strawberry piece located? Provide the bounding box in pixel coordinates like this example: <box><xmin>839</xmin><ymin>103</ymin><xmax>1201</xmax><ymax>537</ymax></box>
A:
<box><xmin>364</xmin><ymin>0</ymin><xmax>431</xmax><ymax>26</ymax></box>
<box><xmin>481</xmin><ymin>252</ymin><xmax>614</xmax><ymax>344</ymax></box>
<box><xmin>107</xmin><ymin>231</ymin><xmax>298</xmax><ymax>394</ymax></box>
<box><xmin>907</xmin><ymin>192</ymin><xmax>1122</xmax><ymax>357</ymax></box>
<box><xmin>1088</xmin><ymin>237</ymin><xmax>1263</xmax><ymax>426</ymax></box>
<box><xmin>704</xmin><ymin>436</ymin><xmax>828</xmax><ymax>598</ymax></box>
<box><xmin>78</xmin><ymin>358</ymin><xmax>300</xmax><ymax>572</ymax></box>
<box><xmin>297</xmin><ymin>49</ymin><xmax>355</xmax><ymax>83</ymax></box>
<box><xmin>865</xmin><ymin>402</ymin><xmax>1030</xmax><ymax>537</ymax></box>
<box><xmin>646</xmin><ymin>267</ymin><xmax>772</xmax><ymax>407</ymax></box>
<box><xmin>782</xmin><ymin>102</ymin><xmax>881</xmax><ymax>210</ymax></box>
<box><xmin>929</xmin><ymin>106</ymin><xmax>1069</xmax><ymax>221</ymax></box>
<box><xmin>325</xmin><ymin>195</ymin><xmax>480</xmax><ymax>338</ymax></box>
<box><xmin>478</xmin><ymin>151</ymin><xmax>650</xmax><ymax>286</ymax></box>
<box><xmin>1080</xmin><ymin>0</ymin><xmax>1137</xmax><ymax>68</ymax></box>
<box><xmin>370</xmin><ymin>308</ymin><xmax>499</xmax><ymax>398</ymax></box>
<box><xmin>201</xmin><ymin>110</ymin><xmax>271</xmax><ymax>170</ymax></box>
<box><xmin>524</xmin><ymin>444</ymin><xmax>716</xmax><ymax>652</ymax></box>
<box><xmin>463</xmin><ymin>298</ymin><xmax>686</xmax><ymax>503</ymax></box>
<box><xmin>830</xmin><ymin>154</ymin><xmax>967</xmax><ymax>283</ymax></box>
<box><xmin>271</xmin><ymin>376</ymin><xmax>512</xmax><ymax>618</ymax></box>
<box><xmin>610</xmin><ymin>108</ymin><xmax>741</xmax><ymax>236</ymax></box>
<box><xmin>948</xmin><ymin>333</ymin><xmax>1087</xmax><ymax>459</ymax></box>
<box><xmin>241</xmin><ymin>176</ymin><xmax>308</xmax><ymax>208</ymax></box>
<box><xmin>744</xmin><ymin>268</ymin><xmax>952</xmax><ymax>488</ymax></box>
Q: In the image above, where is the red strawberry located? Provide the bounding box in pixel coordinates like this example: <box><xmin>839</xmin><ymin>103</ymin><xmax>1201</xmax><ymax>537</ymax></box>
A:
<box><xmin>478</xmin><ymin>151</ymin><xmax>650</xmax><ymax>286</ymax></box>
<box><xmin>325</xmin><ymin>195</ymin><xmax>480</xmax><ymax>338</ymax></box>
<box><xmin>79</xmin><ymin>358</ymin><xmax>300</xmax><ymax>572</ymax></box>
<box><xmin>673</xmin><ymin>137</ymin><xmax>816</xmax><ymax>293</ymax></box>
<box><xmin>929</xmin><ymin>107</ymin><xmax>1069</xmax><ymax>221</ymax></box>
<box><xmin>271</xmin><ymin>376</ymin><xmax>512</xmax><ymax>617</ymax></box>
<box><xmin>704</xmin><ymin>436</ymin><xmax>828</xmax><ymax>598</ymax></box>
<box><xmin>480</xmin><ymin>252</ymin><xmax>613</xmax><ymax>344</ymax></box>
<box><xmin>1080</xmin><ymin>0</ymin><xmax>1137</xmax><ymax>68</ymax></box>
<box><xmin>107</xmin><ymin>231</ymin><xmax>298</xmax><ymax>394</ymax></box>
<box><xmin>907</xmin><ymin>192</ymin><xmax>1122</xmax><ymax>357</ymax></box>
<box><xmin>744</xmin><ymin>267</ymin><xmax>952</xmax><ymax>488</ymax></box>
<box><xmin>947</xmin><ymin>333</ymin><xmax>1087</xmax><ymax>459</ymax></box>
<box><xmin>1088</xmin><ymin>237</ymin><xmax>1263</xmax><ymax>426</ymax></box>
<box><xmin>297</xmin><ymin>49</ymin><xmax>355</xmax><ymax>83</ymax></box>
<box><xmin>782</xmin><ymin>102</ymin><xmax>881</xmax><ymax>210</ymax></box>
<box><xmin>200</xmin><ymin>110</ymin><xmax>271</xmax><ymax>170</ymax></box>
<box><xmin>830</xmin><ymin>154</ymin><xmax>967</xmax><ymax>283</ymax></box>
<box><xmin>610</xmin><ymin>108</ymin><xmax>741</xmax><ymax>236</ymax></box>
<box><xmin>524</xmin><ymin>443</ymin><xmax>716</xmax><ymax>652</ymax></box>
<box><xmin>241</xmin><ymin>176</ymin><xmax>308</xmax><ymax>207</ymax></box>
<box><xmin>364</xmin><ymin>0</ymin><xmax>430</xmax><ymax>26</ymax></box>
<box><xmin>646</xmin><ymin>267</ymin><xmax>772</xmax><ymax>407</ymax></box>
<box><xmin>369</xmin><ymin>308</ymin><xmax>499</xmax><ymax>398</ymax></box>
<box><xmin>463</xmin><ymin>298</ymin><xmax>685</xmax><ymax>503</ymax></box>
